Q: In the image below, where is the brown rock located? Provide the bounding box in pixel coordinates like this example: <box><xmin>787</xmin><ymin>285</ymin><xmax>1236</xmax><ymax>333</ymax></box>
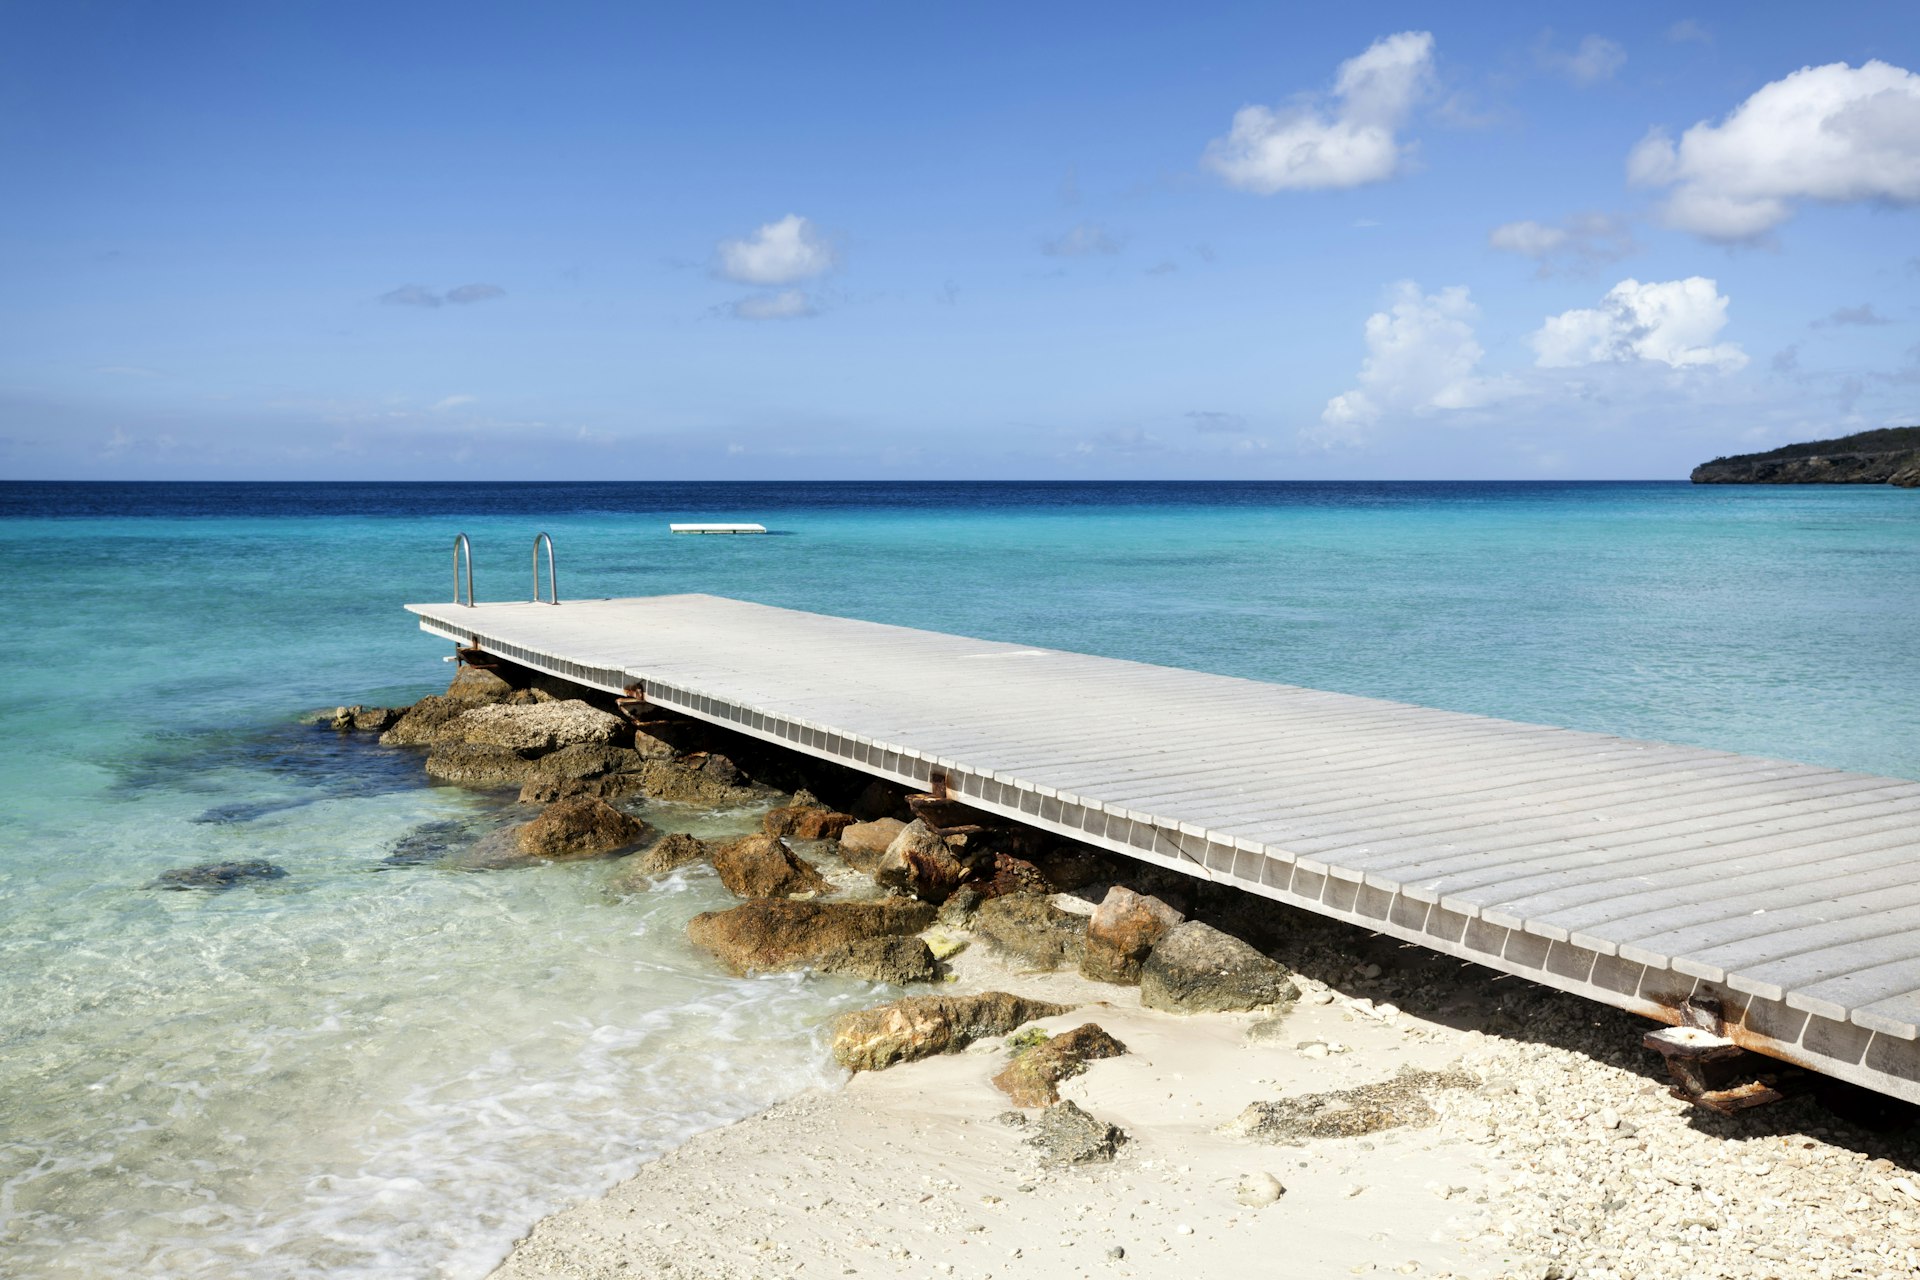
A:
<box><xmin>424</xmin><ymin>743</ymin><xmax>538</xmax><ymax>789</ymax></box>
<box><xmin>710</xmin><ymin>834</ymin><xmax>832</xmax><ymax>898</ymax></box>
<box><xmin>976</xmin><ymin>853</ymin><xmax>1052</xmax><ymax>900</ymax></box>
<box><xmin>516</xmin><ymin>744</ymin><xmax>651</xmax><ymax>803</ymax></box>
<box><xmin>636</xmin><ymin>831</ymin><xmax>713</xmax><ymax>874</ymax></box>
<box><xmin>838</xmin><ymin>818</ymin><xmax>906</xmax><ymax>872</ymax></box>
<box><xmin>515</xmin><ymin>796</ymin><xmax>654</xmax><ymax>860</ymax></box>
<box><xmin>873</xmin><ymin>820</ymin><xmax>970</xmax><ymax>903</ymax></box>
<box><xmin>814</xmin><ymin>936</ymin><xmax>940</xmax><ymax>985</ymax></box>
<box><xmin>446</xmin><ymin>665</ymin><xmax>516</xmax><ymax>702</ymax></box>
<box><xmin>973</xmin><ymin>893</ymin><xmax>1088</xmax><ymax>971</ymax></box>
<box><xmin>993</xmin><ymin>1023</ymin><xmax>1129</xmax><ymax>1107</ymax></box>
<box><xmin>380</xmin><ymin>694</ymin><xmax>470</xmax><ymax>747</ymax></box>
<box><xmin>1080</xmin><ymin>886</ymin><xmax>1185</xmax><ymax>985</ymax></box>
<box><xmin>1027</xmin><ymin>1100</ymin><xmax>1126</xmax><ymax>1164</ymax></box>
<box><xmin>764</xmin><ymin>805</ymin><xmax>856</xmax><ymax>842</ymax></box>
<box><xmin>830</xmin><ymin>991</ymin><xmax>1076</xmax><ymax>1072</ymax></box>
<box><xmin>1140</xmin><ymin>920</ymin><xmax>1298</xmax><ymax>1014</ymax></box>
<box><xmin>637</xmin><ymin>757</ymin><xmax>763</xmax><ymax>807</ymax></box>
<box><xmin>687</xmin><ymin>898</ymin><xmax>936</xmax><ymax>975</ymax></box>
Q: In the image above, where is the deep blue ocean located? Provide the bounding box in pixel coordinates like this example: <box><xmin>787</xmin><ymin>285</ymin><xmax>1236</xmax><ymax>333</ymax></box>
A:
<box><xmin>2</xmin><ymin>480</ymin><xmax>1917</xmax><ymax>1278</ymax></box>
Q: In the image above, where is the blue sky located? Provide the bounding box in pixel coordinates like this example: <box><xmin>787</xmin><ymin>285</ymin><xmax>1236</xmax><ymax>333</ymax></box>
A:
<box><xmin>2</xmin><ymin>1</ymin><xmax>1916</xmax><ymax>480</ymax></box>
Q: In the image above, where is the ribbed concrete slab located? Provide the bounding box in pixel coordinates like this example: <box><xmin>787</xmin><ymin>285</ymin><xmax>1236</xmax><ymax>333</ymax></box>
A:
<box><xmin>406</xmin><ymin>594</ymin><xmax>1920</xmax><ymax>1102</ymax></box>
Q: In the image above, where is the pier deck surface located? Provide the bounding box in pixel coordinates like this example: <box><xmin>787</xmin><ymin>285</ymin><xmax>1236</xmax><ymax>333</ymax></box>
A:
<box><xmin>407</xmin><ymin>594</ymin><xmax>1920</xmax><ymax>1102</ymax></box>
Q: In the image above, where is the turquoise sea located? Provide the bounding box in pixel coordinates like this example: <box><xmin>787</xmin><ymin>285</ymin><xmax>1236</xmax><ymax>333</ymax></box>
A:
<box><xmin>2</xmin><ymin>480</ymin><xmax>1917</xmax><ymax>1278</ymax></box>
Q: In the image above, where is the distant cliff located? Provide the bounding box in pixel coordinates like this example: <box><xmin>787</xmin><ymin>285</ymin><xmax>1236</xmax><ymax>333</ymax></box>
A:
<box><xmin>1691</xmin><ymin>426</ymin><xmax>1920</xmax><ymax>487</ymax></box>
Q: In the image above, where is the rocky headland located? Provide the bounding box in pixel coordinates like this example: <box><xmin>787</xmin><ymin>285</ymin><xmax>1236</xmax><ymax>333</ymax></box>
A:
<box><xmin>298</xmin><ymin>655</ymin><xmax>1920</xmax><ymax>1280</ymax></box>
<box><xmin>1690</xmin><ymin>426</ymin><xmax>1920</xmax><ymax>486</ymax></box>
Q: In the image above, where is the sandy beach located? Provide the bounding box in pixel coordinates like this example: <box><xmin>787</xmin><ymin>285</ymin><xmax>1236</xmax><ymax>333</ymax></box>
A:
<box><xmin>488</xmin><ymin>900</ymin><xmax>1920</xmax><ymax>1280</ymax></box>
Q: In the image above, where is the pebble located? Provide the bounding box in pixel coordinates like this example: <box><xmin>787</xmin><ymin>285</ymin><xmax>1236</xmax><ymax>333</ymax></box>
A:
<box><xmin>1106</xmin><ymin>1245</ymin><xmax>1125</xmax><ymax>1260</ymax></box>
<box><xmin>1234</xmin><ymin>1172</ymin><xmax>1285</xmax><ymax>1207</ymax></box>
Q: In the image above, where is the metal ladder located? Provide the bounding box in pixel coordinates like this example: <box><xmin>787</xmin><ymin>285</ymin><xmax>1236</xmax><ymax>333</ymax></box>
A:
<box><xmin>450</xmin><ymin>532</ymin><xmax>561</xmax><ymax>606</ymax></box>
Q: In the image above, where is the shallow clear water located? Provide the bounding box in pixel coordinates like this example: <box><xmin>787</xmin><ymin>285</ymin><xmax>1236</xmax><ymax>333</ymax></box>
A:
<box><xmin>1</xmin><ymin>481</ymin><xmax>1917</xmax><ymax>1277</ymax></box>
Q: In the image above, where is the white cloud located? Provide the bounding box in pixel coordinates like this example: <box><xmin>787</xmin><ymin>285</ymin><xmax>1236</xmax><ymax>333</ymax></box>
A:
<box><xmin>1531</xmin><ymin>277</ymin><xmax>1747</xmax><ymax>371</ymax></box>
<box><xmin>1538</xmin><ymin>33</ymin><xmax>1626</xmax><ymax>86</ymax></box>
<box><xmin>1489</xmin><ymin>213</ymin><xmax>1634</xmax><ymax>272</ymax></box>
<box><xmin>433</xmin><ymin>394</ymin><xmax>478</xmax><ymax>411</ymax></box>
<box><xmin>1202</xmin><ymin>31</ymin><xmax>1434</xmax><ymax>193</ymax></box>
<box><xmin>1316</xmin><ymin>282</ymin><xmax>1514</xmax><ymax>443</ymax></box>
<box><xmin>445</xmin><ymin>283</ymin><xmax>505</xmax><ymax>305</ymax></box>
<box><xmin>717</xmin><ymin>215</ymin><xmax>836</xmax><ymax>285</ymax></box>
<box><xmin>1667</xmin><ymin>19</ymin><xmax>1711</xmax><ymax>46</ymax></box>
<box><xmin>730</xmin><ymin>289</ymin><xmax>816</xmax><ymax>321</ymax></box>
<box><xmin>1628</xmin><ymin>59</ymin><xmax>1920</xmax><ymax>241</ymax></box>
<box><xmin>1042</xmin><ymin>223</ymin><xmax>1123</xmax><ymax>256</ymax></box>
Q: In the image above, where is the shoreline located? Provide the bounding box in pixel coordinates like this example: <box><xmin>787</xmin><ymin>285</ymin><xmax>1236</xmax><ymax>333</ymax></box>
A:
<box><xmin>485</xmin><ymin>904</ymin><xmax>1920</xmax><ymax>1280</ymax></box>
<box><xmin>337</xmin><ymin>662</ymin><xmax>1920</xmax><ymax>1280</ymax></box>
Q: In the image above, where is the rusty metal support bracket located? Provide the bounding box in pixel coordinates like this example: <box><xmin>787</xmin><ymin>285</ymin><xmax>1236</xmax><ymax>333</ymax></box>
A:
<box><xmin>1643</xmin><ymin>997</ymin><xmax>1804</xmax><ymax>1113</ymax></box>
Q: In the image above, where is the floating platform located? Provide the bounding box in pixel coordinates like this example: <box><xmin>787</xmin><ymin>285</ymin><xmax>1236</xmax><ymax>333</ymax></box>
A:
<box><xmin>405</xmin><ymin>594</ymin><xmax>1920</xmax><ymax>1103</ymax></box>
<box><xmin>669</xmin><ymin>523</ymin><xmax>767</xmax><ymax>535</ymax></box>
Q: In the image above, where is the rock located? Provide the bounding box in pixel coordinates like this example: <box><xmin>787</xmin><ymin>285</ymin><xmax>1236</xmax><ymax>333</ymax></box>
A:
<box><xmin>1231</xmin><ymin>1068</ymin><xmax>1478</xmax><ymax>1142</ymax></box>
<box><xmin>688</xmin><ymin>898</ymin><xmax>936</xmax><ymax>975</ymax></box>
<box><xmin>873</xmin><ymin>820</ymin><xmax>970</xmax><ymax>903</ymax></box>
<box><xmin>1139</xmin><ymin>920</ymin><xmax>1298</xmax><ymax>1014</ymax></box>
<box><xmin>850</xmin><ymin>779</ymin><xmax>912</xmax><ymax>822</ymax></box>
<box><xmin>430</xmin><ymin>700</ymin><xmax>627</xmax><ymax>754</ymax></box>
<box><xmin>1080</xmin><ymin>886</ymin><xmax>1185</xmax><ymax>985</ymax></box>
<box><xmin>993</xmin><ymin>1022</ymin><xmax>1129</xmax><ymax>1107</ymax></box>
<box><xmin>636</xmin><ymin>757</ymin><xmax>763</xmax><ymax>807</ymax></box>
<box><xmin>763</xmin><ymin>805</ymin><xmax>856</xmax><ymax>842</ymax></box>
<box><xmin>920</xmin><ymin>926</ymin><xmax>968</xmax><ymax>960</ymax></box>
<box><xmin>150</xmin><ymin>859</ymin><xmax>287</xmax><ymax>890</ymax></box>
<box><xmin>380</xmin><ymin>694</ymin><xmax>470</xmax><ymax>746</ymax></box>
<box><xmin>351</xmin><ymin>705</ymin><xmax>403</xmax><ymax>733</ymax></box>
<box><xmin>814</xmin><ymin>936</ymin><xmax>940</xmax><ymax>985</ymax></box>
<box><xmin>973</xmin><ymin>893</ymin><xmax>1088</xmax><ymax>971</ymax></box>
<box><xmin>516</xmin><ymin>744</ymin><xmax>651</xmax><ymax>803</ymax></box>
<box><xmin>709</xmin><ymin>834</ymin><xmax>832</xmax><ymax>898</ymax></box>
<box><xmin>838</xmin><ymin>818</ymin><xmax>907</xmax><ymax>872</ymax></box>
<box><xmin>1025</xmin><ymin>1100</ymin><xmax>1126</xmax><ymax>1165</ymax></box>
<box><xmin>1235</xmin><ymin>1172</ymin><xmax>1285</xmax><ymax>1207</ymax></box>
<box><xmin>936</xmin><ymin>883</ymin><xmax>985</xmax><ymax>927</ymax></box>
<box><xmin>423</xmin><ymin>742</ymin><xmax>538</xmax><ymax>789</ymax></box>
<box><xmin>975</xmin><ymin>853</ymin><xmax>1052</xmax><ymax>899</ymax></box>
<box><xmin>516</xmin><ymin>796</ymin><xmax>655</xmax><ymax>860</ymax></box>
<box><xmin>447</xmin><ymin>665</ymin><xmax>516</xmax><ymax>702</ymax></box>
<box><xmin>1691</xmin><ymin>427</ymin><xmax>1920</xmax><ymax>485</ymax></box>
<box><xmin>1036</xmin><ymin>845</ymin><xmax>1112</xmax><ymax>891</ymax></box>
<box><xmin>634</xmin><ymin>831</ymin><xmax>714</xmax><ymax>875</ymax></box>
<box><xmin>832</xmin><ymin>991</ymin><xmax>1076</xmax><ymax>1072</ymax></box>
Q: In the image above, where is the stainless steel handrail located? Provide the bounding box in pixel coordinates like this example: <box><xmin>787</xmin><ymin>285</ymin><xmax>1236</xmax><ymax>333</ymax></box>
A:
<box><xmin>532</xmin><ymin>532</ymin><xmax>559</xmax><ymax>604</ymax></box>
<box><xmin>453</xmin><ymin>533</ymin><xmax>474</xmax><ymax>606</ymax></box>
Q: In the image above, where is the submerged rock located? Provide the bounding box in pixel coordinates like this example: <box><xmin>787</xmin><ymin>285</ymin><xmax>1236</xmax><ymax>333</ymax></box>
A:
<box><xmin>687</xmin><ymin>898</ymin><xmax>936</xmax><ymax>976</ymax></box>
<box><xmin>813</xmin><ymin>936</ymin><xmax>940</xmax><ymax>985</ymax></box>
<box><xmin>151</xmin><ymin>859</ymin><xmax>287</xmax><ymax>890</ymax></box>
<box><xmin>516</xmin><ymin>796</ymin><xmax>654</xmax><ymax>860</ymax></box>
<box><xmin>1139</xmin><ymin>920</ymin><xmax>1298</xmax><ymax>1014</ymax></box>
<box><xmin>973</xmin><ymin>892</ymin><xmax>1089</xmax><ymax>971</ymax></box>
<box><xmin>634</xmin><ymin>831</ymin><xmax>714</xmax><ymax>875</ymax></box>
<box><xmin>1080</xmin><ymin>886</ymin><xmax>1185</xmax><ymax>985</ymax></box>
<box><xmin>1026</xmin><ymin>1100</ymin><xmax>1127</xmax><ymax>1165</ymax></box>
<box><xmin>993</xmin><ymin>1022</ymin><xmax>1129</xmax><ymax>1107</ymax></box>
<box><xmin>710</xmin><ymin>834</ymin><xmax>831</xmax><ymax>899</ymax></box>
<box><xmin>830</xmin><ymin>991</ymin><xmax>1074</xmax><ymax>1072</ymax></box>
<box><xmin>873</xmin><ymin>820</ymin><xmax>970</xmax><ymax>903</ymax></box>
<box><xmin>763</xmin><ymin>805</ymin><xmax>856</xmax><ymax>842</ymax></box>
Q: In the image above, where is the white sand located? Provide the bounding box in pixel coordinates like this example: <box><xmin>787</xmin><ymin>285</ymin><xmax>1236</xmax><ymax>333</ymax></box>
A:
<box><xmin>488</xmin><ymin>946</ymin><xmax>1519</xmax><ymax>1280</ymax></box>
